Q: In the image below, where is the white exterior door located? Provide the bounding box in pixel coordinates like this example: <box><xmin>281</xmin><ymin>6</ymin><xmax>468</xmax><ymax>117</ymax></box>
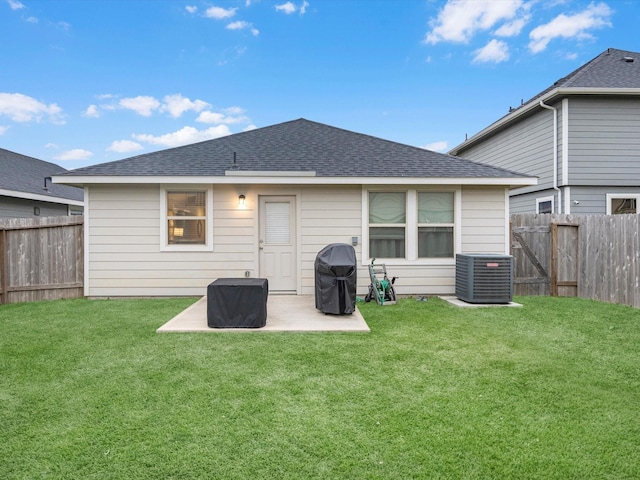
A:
<box><xmin>259</xmin><ymin>196</ymin><xmax>297</xmax><ymax>292</ymax></box>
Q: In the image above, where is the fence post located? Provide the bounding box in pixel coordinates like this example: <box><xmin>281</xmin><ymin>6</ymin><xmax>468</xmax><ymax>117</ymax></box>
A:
<box><xmin>551</xmin><ymin>223</ymin><xmax>558</xmax><ymax>297</ymax></box>
<box><xmin>0</xmin><ymin>228</ymin><xmax>6</xmax><ymax>305</ymax></box>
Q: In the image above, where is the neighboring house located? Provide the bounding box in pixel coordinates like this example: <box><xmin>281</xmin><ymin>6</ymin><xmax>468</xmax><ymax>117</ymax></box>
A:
<box><xmin>0</xmin><ymin>148</ymin><xmax>84</xmax><ymax>218</ymax></box>
<box><xmin>54</xmin><ymin>118</ymin><xmax>535</xmax><ymax>298</ymax></box>
<box><xmin>450</xmin><ymin>48</ymin><xmax>640</xmax><ymax>215</ymax></box>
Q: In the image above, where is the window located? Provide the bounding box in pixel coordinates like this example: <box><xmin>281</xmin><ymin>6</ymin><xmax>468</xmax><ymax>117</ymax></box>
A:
<box><xmin>369</xmin><ymin>192</ymin><xmax>406</xmax><ymax>258</ymax></box>
<box><xmin>161</xmin><ymin>187</ymin><xmax>213</xmax><ymax>251</ymax></box>
<box><xmin>167</xmin><ymin>191</ymin><xmax>207</xmax><ymax>244</ymax></box>
<box><xmin>418</xmin><ymin>192</ymin><xmax>454</xmax><ymax>258</ymax></box>
<box><xmin>607</xmin><ymin>194</ymin><xmax>640</xmax><ymax>215</ymax></box>
<box><xmin>536</xmin><ymin>196</ymin><xmax>554</xmax><ymax>214</ymax></box>
<box><xmin>365</xmin><ymin>189</ymin><xmax>459</xmax><ymax>262</ymax></box>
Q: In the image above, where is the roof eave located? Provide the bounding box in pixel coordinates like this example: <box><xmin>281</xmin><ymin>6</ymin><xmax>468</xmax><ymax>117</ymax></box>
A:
<box><xmin>53</xmin><ymin>174</ymin><xmax>536</xmax><ymax>188</ymax></box>
<box><xmin>0</xmin><ymin>187</ymin><xmax>84</xmax><ymax>206</ymax></box>
<box><xmin>449</xmin><ymin>87</ymin><xmax>640</xmax><ymax>155</ymax></box>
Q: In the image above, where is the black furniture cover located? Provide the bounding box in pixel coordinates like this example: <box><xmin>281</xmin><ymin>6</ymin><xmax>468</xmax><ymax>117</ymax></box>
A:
<box><xmin>207</xmin><ymin>278</ymin><xmax>268</xmax><ymax>328</ymax></box>
<box><xmin>315</xmin><ymin>243</ymin><xmax>357</xmax><ymax>315</ymax></box>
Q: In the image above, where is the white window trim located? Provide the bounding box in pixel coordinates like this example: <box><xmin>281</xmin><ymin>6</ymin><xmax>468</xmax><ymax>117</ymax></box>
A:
<box><xmin>536</xmin><ymin>195</ymin><xmax>554</xmax><ymax>214</ymax></box>
<box><xmin>160</xmin><ymin>185</ymin><xmax>214</xmax><ymax>252</ymax></box>
<box><xmin>606</xmin><ymin>193</ymin><xmax>640</xmax><ymax>215</ymax></box>
<box><xmin>362</xmin><ymin>187</ymin><xmax>460</xmax><ymax>266</ymax></box>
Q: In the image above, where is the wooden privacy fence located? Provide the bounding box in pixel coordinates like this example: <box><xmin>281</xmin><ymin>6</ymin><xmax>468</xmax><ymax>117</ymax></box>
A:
<box><xmin>0</xmin><ymin>216</ymin><xmax>83</xmax><ymax>304</ymax></box>
<box><xmin>511</xmin><ymin>213</ymin><xmax>640</xmax><ymax>308</ymax></box>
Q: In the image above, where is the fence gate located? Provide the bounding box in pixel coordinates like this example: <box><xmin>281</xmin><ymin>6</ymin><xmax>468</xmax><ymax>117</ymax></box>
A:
<box><xmin>510</xmin><ymin>216</ymin><xmax>579</xmax><ymax>297</ymax></box>
<box><xmin>511</xmin><ymin>223</ymin><xmax>550</xmax><ymax>295</ymax></box>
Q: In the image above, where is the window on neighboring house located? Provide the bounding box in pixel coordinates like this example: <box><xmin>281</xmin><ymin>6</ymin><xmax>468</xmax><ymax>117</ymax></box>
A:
<box><xmin>610</xmin><ymin>197</ymin><xmax>637</xmax><ymax>215</ymax></box>
<box><xmin>536</xmin><ymin>196</ymin><xmax>554</xmax><ymax>214</ymax></box>
<box><xmin>166</xmin><ymin>190</ymin><xmax>207</xmax><ymax>245</ymax></box>
<box><xmin>69</xmin><ymin>205</ymin><xmax>83</xmax><ymax>216</ymax></box>
<box><xmin>418</xmin><ymin>192</ymin><xmax>454</xmax><ymax>258</ymax></box>
<box><xmin>369</xmin><ymin>192</ymin><xmax>406</xmax><ymax>258</ymax></box>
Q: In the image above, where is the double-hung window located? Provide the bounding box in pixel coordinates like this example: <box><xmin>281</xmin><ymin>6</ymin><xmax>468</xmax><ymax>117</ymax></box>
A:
<box><xmin>367</xmin><ymin>189</ymin><xmax>457</xmax><ymax>261</ymax></box>
<box><xmin>161</xmin><ymin>187</ymin><xmax>213</xmax><ymax>251</ymax></box>
<box><xmin>418</xmin><ymin>192</ymin><xmax>454</xmax><ymax>258</ymax></box>
<box><xmin>369</xmin><ymin>192</ymin><xmax>406</xmax><ymax>258</ymax></box>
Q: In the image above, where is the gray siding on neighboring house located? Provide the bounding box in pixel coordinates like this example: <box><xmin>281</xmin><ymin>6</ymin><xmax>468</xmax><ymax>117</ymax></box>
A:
<box><xmin>569</xmin><ymin>186</ymin><xmax>640</xmax><ymax>215</ymax></box>
<box><xmin>568</xmin><ymin>96</ymin><xmax>640</xmax><ymax>186</ymax></box>
<box><xmin>509</xmin><ymin>190</ymin><xmax>558</xmax><ymax>214</ymax></box>
<box><xmin>456</xmin><ymin>107</ymin><xmax>555</xmax><ymax>196</ymax></box>
<box><xmin>0</xmin><ymin>195</ymin><xmax>70</xmax><ymax>218</ymax></box>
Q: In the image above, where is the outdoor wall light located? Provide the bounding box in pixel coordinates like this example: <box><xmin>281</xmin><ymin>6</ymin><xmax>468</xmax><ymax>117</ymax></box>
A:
<box><xmin>239</xmin><ymin>194</ymin><xmax>246</xmax><ymax>207</ymax></box>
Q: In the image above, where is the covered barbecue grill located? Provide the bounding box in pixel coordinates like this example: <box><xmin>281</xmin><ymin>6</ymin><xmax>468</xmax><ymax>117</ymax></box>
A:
<box><xmin>314</xmin><ymin>243</ymin><xmax>357</xmax><ymax>315</ymax></box>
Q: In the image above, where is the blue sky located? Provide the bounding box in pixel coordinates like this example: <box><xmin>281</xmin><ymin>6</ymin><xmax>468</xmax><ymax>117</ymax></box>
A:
<box><xmin>1</xmin><ymin>0</ymin><xmax>639</xmax><ymax>169</ymax></box>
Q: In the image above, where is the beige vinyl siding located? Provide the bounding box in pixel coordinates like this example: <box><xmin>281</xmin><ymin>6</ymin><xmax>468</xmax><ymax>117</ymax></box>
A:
<box><xmin>88</xmin><ymin>184</ymin><xmax>256</xmax><ymax>297</ymax></box>
<box><xmin>568</xmin><ymin>96</ymin><xmax>640</xmax><ymax>186</ymax></box>
<box><xmin>87</xmin><ymin>182</ymin><xmax>511</xmax><ymax>298</ymax></box>
<box><xmin>461</xmin><ymin>186</ymin><xmax>508</xmax><ymax>255</ymax></box>
<box><xmin>299</xmin><ymin>186</ymin><xmax>363</xmax><ymax>295</ymax></box>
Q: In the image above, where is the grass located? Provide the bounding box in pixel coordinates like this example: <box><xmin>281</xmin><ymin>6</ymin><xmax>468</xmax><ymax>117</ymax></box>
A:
<box><xmin>1</xmin><ymin>296</ymin><xmax>639</xmax><ymax>479</ymax></box>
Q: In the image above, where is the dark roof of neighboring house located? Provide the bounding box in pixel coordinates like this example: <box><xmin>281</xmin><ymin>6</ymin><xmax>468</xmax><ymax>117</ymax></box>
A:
<box><xmin>527</xmin><ymin>47</ymin><xmax>640</xmax><ymax>104</ymax></box>
<box><xmin>548</xmin><ymin>47</ymin><xmax>640</xmax><ymax>89</ymax></box>
<box><xmin>58</xmin><ymin>119</ymin><xmax>529</xmax><ymax>180</ymax></box>
<box><xmin>0</xmin><ymin>148</ymin><xmax>84</xmax><ymax>202</ymax></box>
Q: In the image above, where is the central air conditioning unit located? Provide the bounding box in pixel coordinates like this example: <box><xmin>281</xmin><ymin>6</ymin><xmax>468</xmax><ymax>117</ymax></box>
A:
<box><xmin>455</xmin><ymin>254</ymin><xmax>513</xmax><ymax>304</ymax></box>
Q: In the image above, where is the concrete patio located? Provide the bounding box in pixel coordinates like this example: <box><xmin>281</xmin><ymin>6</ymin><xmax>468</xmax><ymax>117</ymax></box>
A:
<box><xmin>157</xmin><ymin>295</ymin><xmax>370</xmax><ymax>333</ymax></box>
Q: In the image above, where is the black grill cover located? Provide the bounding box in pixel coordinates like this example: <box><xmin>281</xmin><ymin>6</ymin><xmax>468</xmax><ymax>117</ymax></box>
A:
<box><xmin>314</xmin><ymin>243</ymin><xmax>357</xmax><ymax>315</ymax></box>
<box><xmin>207</xmin><ymin>278</ymin><xmax>268</xmax><ymax>328</ymax></box>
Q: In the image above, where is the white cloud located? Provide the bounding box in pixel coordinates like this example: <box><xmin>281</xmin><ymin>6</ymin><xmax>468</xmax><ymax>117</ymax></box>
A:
<box><xmin>425</xmin><ymin>0</ymin><xmax>525</xmax><ymax>44</ymax></box>
<box><xmin>243</xmin><ymin>124</ymin><xmax>257</xmax><ymax>132</ymax></box>
<box><xmin>107</xmin><ymin>140</ymin><xmax>144</xmax><ymax>153</ymax></box>
<box><xmin>196</xmin><ymin>108</ymin><xmax>248</xmax><ymax>124</ymax></box>
<box><xmin>119</xmin><ymin>96</ymin><xmax>160</xmax><ymax>116</ymax></box>
<box><xmin>45</xmin><ymin>143</ymin><xmax>59</xmax><ymax>149</ymax></box>
<box><xmin>204</xmin><ymin>6</ymin><xmax>237</xmax><ymax>19</ymax></box>
<box><xmin>473</xmin><ymin>39</ymin><xmax>510</xmax><ymax>63</ymax></box>
<box><xmin>185</xmin><ymin>5</ymin><xmax>197</xmax><ymax>14</ymax></box>
<box><xmin>275</xmin><ymin>2</ymin><xmax>296</xmax><ymax>14</ymax></box>
<box><xmin>227</xmin><ymin>21</ymin><xmax>259</xmax><ymax>35</ymax></box>
<box><xmin>8</xmin><ymin>0</ymin><xmax>25</xmax><ymax>10</ymax></box>
<box><xmin>494</xmin><ymin>15</ymin><xmax>529</xmax><ymax>37</ymax></box>
<box><xmin>0</xmin><ymin>92</ymin><xmax>64</xmax><ymax>124</ymax></box>
<box><xmin>132</xmin><ymin>125</ymin><xmax>232</xmax><ymax>147</ymax></box>
<box><xmin>54</xmin><ymin>149</ymin><xmax>93</xmax><ymax>161</ymax></box>
<box><xmin>528</xmin><ymin>2</ymin><xmax>612</xmax><ymax>54</ymax></box>
<box><xmin>275</xmin><ymin>1</ymin><xmax>308</xmax><ymax>15</ymax></box>
<box><xmin>0</xmin><ymin>125</ymin><xmax>8</xmax><ymax>135</ymax></box>
<box><xmin>161</xmin><ymin>94</ymin><xmax>209</xmax><ymax>118</ymax></box>
<box><xmin>84</xmin><ymin>104</ymin><xmax>100</xmax><ymax>118</ymax></box>
<box><xmin>422</xmin><ymin>140</ymin><xmax>448</xmax><ymax>153</ymax></box>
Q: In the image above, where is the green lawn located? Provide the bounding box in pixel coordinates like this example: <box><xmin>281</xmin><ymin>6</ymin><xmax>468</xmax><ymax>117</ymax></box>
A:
<box><xmin>1</xmin><ymin>296</ymin><xmax>639</xmax><ymax>479</ymax></box>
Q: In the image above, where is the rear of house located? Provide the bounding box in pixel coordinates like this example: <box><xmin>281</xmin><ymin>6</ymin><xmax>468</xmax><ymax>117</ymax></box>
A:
<box><xmin>55</xmin><ymin>119</ymin><xmax>535</xmax><ymax>298</ymax></box>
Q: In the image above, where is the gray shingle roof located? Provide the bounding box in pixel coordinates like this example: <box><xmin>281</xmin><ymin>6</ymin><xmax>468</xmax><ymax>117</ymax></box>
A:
<box><xmin>524</xmin><ymin>48</ymin><xmax>640</xmax><ymax>107</ymax></box>
<box><xmin>0</xmin><ymin>148</ymin><xmax>84</xmax><ymax>202</ymax></box>
<box><xmin>59</xmin><ymin>119</ymin><xmax>528</xmax><ymax>179</ymax></box>
<box><xmin>554</xmin><ymin>48</ymin><xmax>640</xmax><ymax>89</ymax></box>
